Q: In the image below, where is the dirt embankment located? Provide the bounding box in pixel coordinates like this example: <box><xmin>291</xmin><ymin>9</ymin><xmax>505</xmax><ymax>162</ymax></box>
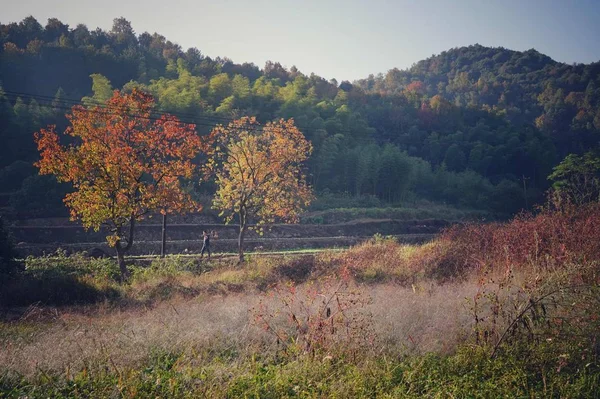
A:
<box><xmin>10</xmin><ymin>219</ymin><xmax>447</xmax><ymax>244</ymax></box>
<box><xmin>17</xmin><ymin>234</ymin><xmax>437</xmax><ymax>257</ymax></box>
<box><xmin>10</xmin><ymin>218</ymin><xmax>448</xmax><ymax>256</ymax></box>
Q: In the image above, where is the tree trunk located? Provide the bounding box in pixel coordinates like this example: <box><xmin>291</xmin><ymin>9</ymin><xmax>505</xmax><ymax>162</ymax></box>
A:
<box><xmin>115</xmin><ymin>243</ymin><xmax>128</xmax><ymax>280</ymax></box>
<box><xmin>238</xmin><ymin>224</ymin><xmax>247</xmax><ymax>264</ymax></box>
<box><xmin>114</xmin><ymin>216</ymin><xmax>135</xmax><ymax>280</ymax></box>
<box><xmin>161</xmin><ymin>213</ymin><xmax>167</xmax><ymax>258</ymax></box>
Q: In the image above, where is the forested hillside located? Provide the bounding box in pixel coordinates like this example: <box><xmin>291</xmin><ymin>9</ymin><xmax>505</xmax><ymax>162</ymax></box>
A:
<box><xmin>1</xmin><ymin>16</ymin><xmax>599</xmax><ymax>217</ymax></box>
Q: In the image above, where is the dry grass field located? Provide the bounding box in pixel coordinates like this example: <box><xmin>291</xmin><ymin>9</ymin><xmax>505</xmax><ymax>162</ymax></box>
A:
<box><xmin>1</xmin><ymin>203</ymin><xmax>599</xmax><ymax>397</ymax></box>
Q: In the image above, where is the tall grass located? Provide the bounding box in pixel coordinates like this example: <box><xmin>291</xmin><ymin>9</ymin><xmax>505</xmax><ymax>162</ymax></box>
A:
<box><xmin>1</xmin><ymin>202</ymin><xmax>599</xmax><ymax>397</ymax></box>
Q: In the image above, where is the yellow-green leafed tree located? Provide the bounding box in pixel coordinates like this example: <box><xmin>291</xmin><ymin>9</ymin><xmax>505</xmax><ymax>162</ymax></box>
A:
<box><xmin>206</xmin><ymin>117</ymin><xmax>313</xmax><ymax>262</ymax></box>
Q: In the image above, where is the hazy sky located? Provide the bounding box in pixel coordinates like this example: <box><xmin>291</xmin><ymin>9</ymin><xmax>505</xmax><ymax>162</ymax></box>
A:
<box><xmin>2</xmin><ymin>0</ymin><xmax>600</xmax><ymax>81</ymax></box>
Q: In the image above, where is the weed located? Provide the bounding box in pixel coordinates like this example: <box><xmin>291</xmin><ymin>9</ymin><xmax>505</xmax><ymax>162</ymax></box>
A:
<box><xmin>252</xmin><ymin>271</ymin><xmax>375</xmax><ymax>360</ymax></box>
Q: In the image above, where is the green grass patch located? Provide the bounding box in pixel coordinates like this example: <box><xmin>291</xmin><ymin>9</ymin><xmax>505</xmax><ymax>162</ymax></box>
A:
<box><xmin>1</xmin><ymin>344</ymin><xmax>597</xmax><ymax>398</ymax></box>
<box><xmin>1</xmin><ymin>250</ymin><xmax>331</xmax><ymax>307</ymax></box>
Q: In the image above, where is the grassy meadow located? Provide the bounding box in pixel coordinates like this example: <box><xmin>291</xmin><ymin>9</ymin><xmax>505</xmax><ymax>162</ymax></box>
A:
<box><xmin>1</xmin><ymin>203</ymin><xmax>600</xmax><ymax>397</ymax></box>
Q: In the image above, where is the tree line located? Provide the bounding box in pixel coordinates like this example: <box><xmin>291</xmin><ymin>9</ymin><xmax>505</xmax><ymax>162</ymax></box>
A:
<box><xmin>1</xmin><ymin>17</ymin><xmax>600</xmax><ymax>216</ymax></box>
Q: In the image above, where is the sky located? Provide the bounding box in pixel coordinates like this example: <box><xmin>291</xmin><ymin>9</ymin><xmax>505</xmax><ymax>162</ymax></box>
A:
<box><xmin>2</xmin><ymin>0</ymin><xmax>600</xmax><ymax>81</ymax></box>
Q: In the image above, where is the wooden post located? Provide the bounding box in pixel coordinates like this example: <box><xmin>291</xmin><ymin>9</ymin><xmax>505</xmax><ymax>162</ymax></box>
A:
<box><xmin>522</xmin><ymin>175</ymin><xmax>529</xmax><ymax>208</ymax></box>
<box><xmin>161</xmin><ymin>213</ymin><xmax>167</xmax><ymax>258</ymax></box>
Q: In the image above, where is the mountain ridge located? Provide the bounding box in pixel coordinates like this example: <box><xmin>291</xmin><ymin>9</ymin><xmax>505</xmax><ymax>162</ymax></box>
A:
<box><xmin>1</xmin><ymin>16</ymin><xmax>599</xmax><ymax>217</ymax></box>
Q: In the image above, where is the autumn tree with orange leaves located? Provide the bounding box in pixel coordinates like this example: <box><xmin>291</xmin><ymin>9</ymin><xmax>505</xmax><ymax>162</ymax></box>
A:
<box><xmin>205</xmin><ymin>117</ymin><xmax>313</xmax><ymax>262</ymax></box>
<box><xmin>35</xmin><ymin>89</ymin><xmax>204</xmax><ymax>278</ymax></box>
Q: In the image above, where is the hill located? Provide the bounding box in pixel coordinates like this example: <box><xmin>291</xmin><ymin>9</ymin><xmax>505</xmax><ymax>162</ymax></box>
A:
<box><xmin>1</xmin><ymin>18</ymin><xmax>599</xmax><ymax>217</ymax></box>
<box><xmin>357</xmin><ymin>44</ymin><xmax>600</xmax><ymax>149</ymax></box>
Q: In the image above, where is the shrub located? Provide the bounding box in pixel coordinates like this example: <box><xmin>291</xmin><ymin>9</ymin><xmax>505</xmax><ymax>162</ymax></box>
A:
<box><xmin>252</xmin><ymin>275</ymin><xmax>375</xmax><ymax>359</ymax></box>
<box><xmin>9</xmin><ymin>175</ymin><xmax>70</xmax><ymax>217</ymax></box>
<box><xmin>274</xmin><ymin>255</ymin><xmax>315</xmax><ymax>283</ymax></box>
<box><xmin>130</xmin><ymin>255</ymin><xmax>205</xmax><ymax>284</ymax></box>
<box><xmin>328</xmin><ymin>235</ymin><xmax>468</xmax><ymax>284</ymax></box>
<box><xmin>441</xmin><ymin>201</ymin><xmax>600</xmax><ymax>273</ymax></box>
<box><xmin>442</xmin><ymin>201</ymin><xmax>600</xmax><ymax>360</ymax></box>
<box><xmin>24</xmin><ymin>250</ymin><xmax>121</xmax><ymax>281</ymax></box>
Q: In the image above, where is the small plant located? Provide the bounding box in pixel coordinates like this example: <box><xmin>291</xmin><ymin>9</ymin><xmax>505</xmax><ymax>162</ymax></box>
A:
<box><xmin>130</xmin><ymin>255</ymin><xmax>205</xmax><ymax>283</ymax></box>
<box><xmin>24</xmin><ymin>250</ymin><xmax>121</xmax><ymax>281</ymax></box>
<box><xmin>372</xmin><ymin>233</ymin><xmax>393</xmax><ymax>244</ymax></box>
<box><xmin>252</xmin><ymin>270</ymin><xmax>375</xmax><ymax>359</ymax></box>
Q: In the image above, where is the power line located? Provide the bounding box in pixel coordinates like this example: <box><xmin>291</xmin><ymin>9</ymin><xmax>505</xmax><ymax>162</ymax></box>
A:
<box><xmin>5</xmin><ymin>89</ymin><xmax>220</xmax><ymax>123</ymax></box>
<box><xmin>4</xmin><ymin>94</ymin><xmax>318</xmax><ymax>140</ymax></box>
<box><xmin>2</xmin><ymin>89</ymin><xmax>371</xmax><ymax>139</ymax></box>
<box><xmin>5</xmin><ymin>96</ymin><xmax>218</xmax><ymax>132</ymax></box>
<box><xmin>5</xmin><ymin>89</ymin><xmax>246</xmax><ymax>125</ymax></box>
<box><xmin>3</xmin><ymin>91</ymin><xmax>253</xmax><ymax>132</ymax></box>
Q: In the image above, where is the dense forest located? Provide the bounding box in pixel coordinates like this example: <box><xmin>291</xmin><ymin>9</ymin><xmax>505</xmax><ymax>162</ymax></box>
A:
<box><xmin>1</xmin><ymin>16</ymin><xmax>599</xmax><ymax>217</ymax></box>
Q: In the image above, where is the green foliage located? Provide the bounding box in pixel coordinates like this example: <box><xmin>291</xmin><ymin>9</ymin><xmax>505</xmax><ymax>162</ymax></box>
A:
<box><xmin>11</xmin><ymin>97</ymin><xmax>29</xmax><ymax>127</ymax></box>
<box><xmin>0</xmin><ymin>161</ymin><xmax>35</xmax><ymax>191</ymax></box>
<box><xmin>130</xmin><ymin>255</ymin><xmax>206</xmax><ymax>283</ymax></box>
<box><xmin>443</xmin><ymin>143</ymin><xmax>466</xmax><ymax>171</ymax></box>
<box><xmin>208</xmin><ymin>73</ymin><xmax>233</xmax><ymax>104</ymax></box>
<box><xmin>137</xmin><ymin>65</ymin><xmax>208</xmax><ymax>114</ymax></box>
<box><xmin>23</xmin><ymin>250</ymin><xmax>121</xmax><ymax>281</ymax></box>
<box><xmin>9</xmin><ymin>174</ymin><xmax>70</xmax><ymax>217</ymax></box>
<box><xmin>81</xmin><ymin>73</ymin><xmax>114</xmax><ymax>105</ymax></box>
<box><xmin>549</xmin><ymin>150</ymin><xmax>600</xmax><ymax>204</ymax></box>
<box><xmin>0</xmin><ymin>251</ymin><xmax>121</xmax><ymax>306</ymax></box>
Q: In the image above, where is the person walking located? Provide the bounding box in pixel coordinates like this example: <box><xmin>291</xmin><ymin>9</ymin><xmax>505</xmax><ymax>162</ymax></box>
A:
<box><xmin>201</xmin><ymin>230</ymin><xmax>211</xmax><ymax>259</ymax></box>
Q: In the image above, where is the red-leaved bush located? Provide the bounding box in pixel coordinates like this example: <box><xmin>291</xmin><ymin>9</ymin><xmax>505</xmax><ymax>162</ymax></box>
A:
<box><xmin>449</xmin><ymin>201</ymin><xmax>600</xmax><ymax>360</ymax></box>
<box><xmin>441</xmin><ymin>201</ymin><xmax>600</xmax><ymax>274</ymax></box>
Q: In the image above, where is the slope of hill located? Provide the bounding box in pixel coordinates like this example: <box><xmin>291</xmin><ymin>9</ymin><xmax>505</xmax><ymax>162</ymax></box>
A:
<box><xmin>357</xmin><ymin>44</ymin><xmax>600</xmax><ymax>142</ymax></box>
<box><xmin>1</xmin><ymin>18</ymin><xmax>599</xmax><ymax>217</ymax></box>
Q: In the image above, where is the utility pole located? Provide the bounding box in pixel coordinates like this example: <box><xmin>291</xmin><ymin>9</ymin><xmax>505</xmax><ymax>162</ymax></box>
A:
<box><xmin>161</xmin><ymin>213</ymin><xmax>167</xmax><ymax>258</ymax></box>
<box><xmin>522</xmin><ymin>175</ymin><xmax>530</xmax><ymax>208</ymax></box>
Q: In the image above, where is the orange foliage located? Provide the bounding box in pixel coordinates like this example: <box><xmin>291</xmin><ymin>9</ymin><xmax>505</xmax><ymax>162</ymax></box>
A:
<box><xmin>403</xmin><ymin>81</ymin><xmax>425</xmax><ymax>100</ymax></box>
<box><xmin>35</xmin><ymin>89</ymin><xmax>204</xmax><ymax>269</ymax></box>
<box><xmin>405</xmin><ymin>80</ymin><xmax>425</xmax><ymax>93</ymax></box>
